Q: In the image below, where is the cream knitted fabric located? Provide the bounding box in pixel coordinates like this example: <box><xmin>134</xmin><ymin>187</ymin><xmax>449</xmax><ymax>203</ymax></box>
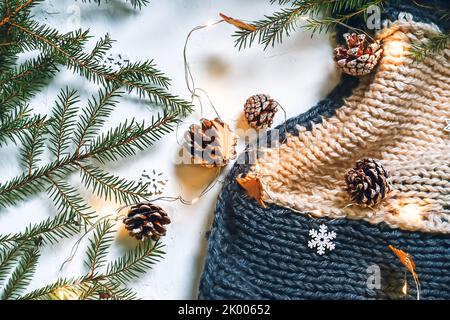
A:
<box><xmin>252</xmin><ymin>20</ymin><xmax>450</xmax><ymax>234</ymax></box>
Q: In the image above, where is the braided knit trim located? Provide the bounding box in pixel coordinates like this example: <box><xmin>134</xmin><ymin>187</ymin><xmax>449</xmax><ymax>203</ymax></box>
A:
<box><xmin>251</xmin><ymin>20</ymin><xmax>450</xmax><ymax>234</ymax></box>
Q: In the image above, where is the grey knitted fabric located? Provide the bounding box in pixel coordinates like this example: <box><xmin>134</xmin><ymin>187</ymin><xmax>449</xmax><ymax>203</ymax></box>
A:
<box><xmin>198</xmin><ymin>1</ymin><xmax>450</xmax><ymax>300</ymax></box>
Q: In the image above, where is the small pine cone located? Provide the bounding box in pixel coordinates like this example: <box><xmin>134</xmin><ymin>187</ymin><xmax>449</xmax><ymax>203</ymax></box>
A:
<box><xmin>244</xmin><ymin>94</ymin><xmax>279</xmax><ymax>129</ymax></box>
<box><xmin>123</xmin><ymin>203</ymin><xmax>171</xmax><ymax>241</ymax></box>
<box><xmin>334</xmin><ymin>33</ymin><xmax>382</xmax><ymax>76</ymax></box>
<box><xmin>183</xmin><ymin>118</ymin><xmax>237</xmax><ymax>168</ymax></box>
<box><xmin>345</xmin><ymin>158</ymin><xmax>392</xmax><ymax>207</ymax></box>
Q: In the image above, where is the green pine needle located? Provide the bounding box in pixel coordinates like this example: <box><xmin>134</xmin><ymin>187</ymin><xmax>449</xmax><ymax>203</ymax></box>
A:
<box><xmin>85</xmin><ymin>221</ymin><xmax>115</xmax><ymax>275</ymax></box>
<box><xmin>1</xmin><ymin>246</ymin><xmax>40</xmax><ymax>300</ymax></box>
<box><xmin>411</xmin><ymin>32</ymin><xmax>450</xmax><ymax>62</ymax></box>
<box><xmin>0</xmin><ymin>0</ymin><xmax>180</xmax><ymax>299</ymax></box>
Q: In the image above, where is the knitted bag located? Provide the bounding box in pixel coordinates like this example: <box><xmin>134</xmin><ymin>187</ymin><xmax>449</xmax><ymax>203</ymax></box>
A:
<box><xmin>198</xmin><ymin>1</ymin><xmax>450</xmax><ymax>300</ymax></box>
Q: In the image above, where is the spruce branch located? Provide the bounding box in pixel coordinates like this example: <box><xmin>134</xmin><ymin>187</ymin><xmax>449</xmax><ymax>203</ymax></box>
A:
<box><xmin>19</xmin><ymin>119</ymin><xmax>48</xmax><ymax>175</ymax></box>
<box><xmin>79</xmin><ymin>164</ymin><xmax>149</xmax><ymax>204</ymax></box>
<box><xmin>17</xmin><ymin>277</ymin><xmax>80</xmax><ymax>300</ymax></box>
<box><xmin>47</xmin><ymin>177</ymin><xmax>96</xmax><ymax>226</ymax></box>
<box><xmin>0</xmin><ymin>0</ymin><xmax>38</xmax><ymax>28</ymax></box>
<box><xmin>105</xmin><ymin>240</ymin><xmax>164</xmax><ymax>285</ymax></box>
<box><xmin>411</xmin><ymin>31</ymin><xmax>450</xmax><ymax>62</ymax></box>
<box><xmin>74</xmin><ymin>85</ymin><xmax>122</xmax><ymax>154</ymax></box>
<box><xmin>0</xmin><ymin>241</ymin><xmax>31</xmax><ymax>284</ymax></box>
<box><xmin>87</xmin><ymin>33</ymin><xmax>114</xmax><ymax>63</ymax></box>
<box><xmin>82</xmin><ymin>280</ymin><xmax>138</xmax><ymax>300</ymax></box>
<box><xmin>87</xmin><ymin>113</ymin><xmax>179</xmax><ymax>164</ymax></box>
<box><xmin>85</xmin><ymin>220</ymin><xmax>115</xmax><ymax>276</ymax></box>
<box><xmin>0</xmin><ymin>212</ymin><xmax>80</xmax><ymax>247</ymax></box>
<box><xmin>17</xmin><ymin>234</ymin><xmax>163</xmax><ymax>300</ymax></box>
<box><xmin>8</xmin><ymin>20</ymin><xmax>192</xmax><ymax>114</ymax></box>
<box><xmin>233</xmin><ymin>0</ymin><xmax>385</xmax><ymax>49</ymax></box>
<box><xmin>1</xmin><ymin>246</ymin><xmax>40</xmax><ymax>300</ymax></box>
<box><xmin>0</xmin><ymin>54</ymin><xmax>58</xmax><ymax>115</ymax></box>
<box><xmin>0</xmin><ymin>104</ymin><xmax>46</xmax><ymax>146</ymax></box>
<box><xmin>0</xmin><ymin>110</ymin><xmax>179</xmax><ymax>209</ymax></box>
<box><xmin>49</xmin><ymin>88</ymin><xmax>80</xmax><ymax>160</ymax></box>
<box><xmin>0</xmin><ymin>0</ymin><xmax>183</xmax><ymax>300</ymax></box>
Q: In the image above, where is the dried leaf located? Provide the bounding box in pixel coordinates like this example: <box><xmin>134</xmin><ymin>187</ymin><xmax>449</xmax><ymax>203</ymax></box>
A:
<box><xmin>388</xmin><ymin>245</ymin><xmax>416</xmax><ymax>274</ymax></box>
<box><xmin>388</xmin><ymin>244</ymin><xmax>421</xmax><ymax>299</ymax></box>
<box><xmin>236</xmin><ymin>174</ymin><xmax>266</xmax><ymax>208</ymax></box>
<box><xmin>220</xmin><ymin>13</ymin><xmax>257</xmax><ymax>32</ymax></box>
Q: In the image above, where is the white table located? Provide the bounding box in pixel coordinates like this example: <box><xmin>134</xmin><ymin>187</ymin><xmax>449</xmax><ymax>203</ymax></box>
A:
<box><xmin>0</xmin><ymin>0</ymin><xmax>338</xmax><ymax>299</ymax></box>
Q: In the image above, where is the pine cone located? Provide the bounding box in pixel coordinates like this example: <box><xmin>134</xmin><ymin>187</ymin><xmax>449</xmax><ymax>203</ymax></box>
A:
<box><xmin>123</xmin><ymin>203</ymin><xmax>171</xmax><ymax>241</ymax></box>
<box><xmin>334</xmin><ymin>33</ymin><xmax>382</xmax><ymax>76</ymax></box>
<box><xmin>244</xmin><ymin>94</ymin><xmax>279</xmax><ymax>129</ymax></box>
<box><xmin>345</xmin><ymin>158</ymin><xmax>391</xmax><ymax>207</ymax></box>
<box><xmin>183</xmin><ymin>118</ymin><xmax>237</xmax><ymax>168</ymax></box>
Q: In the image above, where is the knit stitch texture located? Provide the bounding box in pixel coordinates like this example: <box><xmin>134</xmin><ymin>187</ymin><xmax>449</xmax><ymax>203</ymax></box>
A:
<box><xmin>198</xmin><ymin>1</ymin><xmax>450</xmax><ymax>300</ymax></box>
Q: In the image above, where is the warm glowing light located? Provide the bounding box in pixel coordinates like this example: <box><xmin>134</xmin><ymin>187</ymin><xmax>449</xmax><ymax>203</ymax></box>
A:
<box><xmin>399</xmin><ymin>204</ymin><xmax>422</xmax><ymax>224</ymax></box>
<box><xmin>300</xmin><ymin>15</ymin><xmax>309</xmax><ymax>21</ymax></box>
<box><xmin>311</xmin><ymin>209</ymin><xmax>323</xmax><ymax>217</ymax></box>
<box><xmin>388</xmin><ymin>41</ymin><xmax>405</xmax><ymax>56</ymax></box>
<box><xmin>402</xmin><ymin>281</ymin><xmax>408</xmax><ymax>295</ymax></box>
<box><xmin>190</xmin><ymin>197</ymin><xmax>199</xmax><ymax>205</ymax></box>
<box><xmin>205</xmin><ymin>20</ymin><xmax>215</xmax><ymax>28</ymax></box>
<box><xmin>52</xmin><ymin>287</ymin><xmax>80</xmax><ymax>300</ymax></box>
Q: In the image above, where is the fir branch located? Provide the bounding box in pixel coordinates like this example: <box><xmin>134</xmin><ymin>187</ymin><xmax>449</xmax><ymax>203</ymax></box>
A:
<box><xmin>48</xmin><ymin>88</ymin><xmax>80</xmax><ymax>160</ymax></box>
<box><xmin>8</xmin><ymin>20</ymin><xmax>192</xmax><ymax>114</ymax></box>
<box><xmin>0</xmin><ymin>0</ymin><xmax>39</xmax><ymax>28</ymax></box>
<box><xmin>80</xmin><ymin>279</ymin><xmax>138</xmax><ymax>300</ymax></box>
<box><xmin>105</xmin><ymin>240</ymin><xmax>164</xmax><ymax>285</ymax></box>
<box><xmin>0</xmin><ymin>111</ymin><xmax>179</xmax><ymax>208</ymax></box>
<box><xmin>233</xmin><ymin>0</ymin><xmax>385</xmax><ymax>49</ymax></box>
<box><xmin>88</xmin><ymin>33</ymin><xmax>114</xmax><ymax>63</ymax></box>
<box><xmin>18</xmin><ymin>237</ymin><xmax>163</xmax><ymax>300</ymax></box>
<box><xmin>0</xmin><ymin>104</ymin><xmax>46</xmax><ymax>146</ymax></box>
<box><xmin>1</xmin><ymin>246</ymin><xmax>40</xmax><ymax>300</ymax></box>
<box><xmin>0</xmin><ymin>241</ymin><xmax>31</xmax><ymax>285</ymax></box>
<box><xmin>0</xmin><ymin>212</ymin><xmax>80</xmax><ymax>248</ymax></box>
<box><xmin>19</xmin><ymin>119</ymin><xmax>48</xmax><ymax>175</ymax></box>
<box><xmin>74</xmin><ymin>85</ymin><xmax>122</xmax><ymax>154</ymax></box>
<box><xmin>411</xmin><ymin>31</ymin><xmax>450</xmax><ymax>62</ymax></box>
<box><xmin>47</xmin><ymin>177</ymin><xmax>96</xmax><ymax>226</ymax></box>
<box><xmin>79</xmin><ymin>164</ymin><xmax>149</xmax><ymax>204</ymax></box>
<box><xmin>0</xmin><ymin>157</ymin><xmax>73</xmax><ymax>208</ymax></box>
<box><xmin>234</xmin><ymin>6</ymin><xmax>304</xmax><ymax>50</ymax></box>
<box><xmin>85</xmin><ymin>221</ymin><xmax>115</xmax><ymax>276</ymax></box>
<box><xmin>0</xmin><ymin>0</ymin><xmax>182</xmax><ymax>300</ymax></box>
<box><xmin>17</xmin><ymin>277</ymin><xmax>80</xmax><ymax>300</ymax></box>
<box><xmin>87</xmin><ymin>113</ymin><xmax>179</xmax><ymax>164</ymax></box>
<box><xmin>0</xmin><ymin>53</ymin><xmax>58</xmax><ymax>115</ymax></box>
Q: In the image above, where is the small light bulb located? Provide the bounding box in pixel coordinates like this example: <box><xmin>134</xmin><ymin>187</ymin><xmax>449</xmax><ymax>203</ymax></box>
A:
<box><xmin>389</xmin><ymin>41</ymin><xmax>404</xmax><ymax>56</ymax></box>
<box><xmin>402</xmin><ymin>281</ymin><xmax>408</xmax><ymax>295</ymax></box>
<box><xmin>300</xmin><ymin>15</ymin><xmax>309</xmax><ymax>21</ymax></box>
<box><xmin>205</xmin><ymin>20</ymin><xmax>214</xmax><ymax>28</ymax></box>
<box><xmin>399</xmin><ymin>204</ymin><xmax>422</xmax><ymax>224</ymax></box>
<box><xmin>311</xmin><ymin>210</ymin><xmax>323</xmax><ymax>217</ymax></box>
<box><xmin>190</xmin><ymin>197</ymin><xmax>199</xmax><ymax>205</ymax></box>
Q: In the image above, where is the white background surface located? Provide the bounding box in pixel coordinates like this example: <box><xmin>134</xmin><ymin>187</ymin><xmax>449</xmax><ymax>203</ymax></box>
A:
<box><xmin>0</xmin><ymin>0</ymin><xmax>339</xmax><ymax>299</ymax></box>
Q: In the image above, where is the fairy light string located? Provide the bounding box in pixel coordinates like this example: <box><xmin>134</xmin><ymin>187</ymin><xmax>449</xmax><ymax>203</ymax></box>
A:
<box><xmin>59</xmin><ymin>14</ymin><xmax>291</xmax><ymax>273</ymax></box>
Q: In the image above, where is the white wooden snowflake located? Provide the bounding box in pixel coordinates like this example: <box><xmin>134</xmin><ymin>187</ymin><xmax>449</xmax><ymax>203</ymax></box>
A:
<box><xmin>308</xmin><ymin>224</ymin><xmax>336</xmax><ymax>255</ymax></box>
<box><xmin>139</xmin><ymin>169</ymin><xmax>168</xmax><ymax>195</ymax></box>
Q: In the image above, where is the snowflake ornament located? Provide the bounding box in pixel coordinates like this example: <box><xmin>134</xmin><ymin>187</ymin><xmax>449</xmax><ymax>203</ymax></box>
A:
<box><xmin>139</xmin><ymin>169</ymin><xmax>168</xmax><ymax>195</ymax></box>
<box><xmin>308</xmin><ymin>224</ymin><xmax>337</xmax><ymax>255</ymax></box>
